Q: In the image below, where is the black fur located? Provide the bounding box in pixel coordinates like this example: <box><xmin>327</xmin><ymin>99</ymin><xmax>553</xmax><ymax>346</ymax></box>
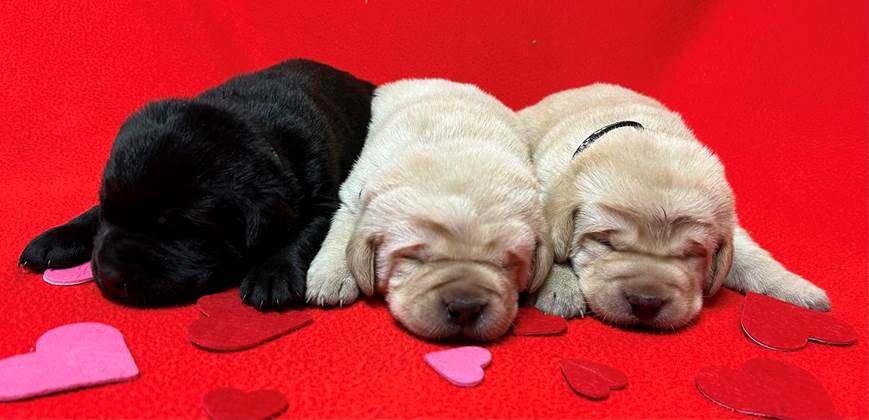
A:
<box><xmin>19</xmin><ymin>59</ymin><xmax>374</xmax><ymax>310</ymax></box>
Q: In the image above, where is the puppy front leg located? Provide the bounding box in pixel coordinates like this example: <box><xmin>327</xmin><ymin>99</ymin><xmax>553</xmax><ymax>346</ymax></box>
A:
<box><xmin>528</xmin><ymin>263</ymin><xmax>587</xmax><ymax>319</ymax></box>
<box><xmin>241</xmin><ymin>213</ymin><xmax>333</xmax><ymax>310</ymax></box>
<box><xmin>305</xmin><ymin>206</ymin><xmax>359</xmax><ymax>306</ymax></box>
<box><xmin>19</xmin><ymin>205</ymin><xmax>101</xmax><ymax>272</ymax></box>
<box><xmin>724</xmin><ymin>226</ymin><xmax>831</xmax><ymax>311</ymax></box>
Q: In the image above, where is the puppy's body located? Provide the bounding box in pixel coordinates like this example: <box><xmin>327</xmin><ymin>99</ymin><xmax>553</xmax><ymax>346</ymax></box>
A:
<box><xmin>19</xmin><ymin>59</ymin><xmax>374</xmax><ymax>309</ymax></box>
<box><xmin>522</xmin><ymin>84</ymin><xmax>829</xmax><ymax>328</ymax></box>
<box><xmin>307</xmin><ymin>79</ymin><xmax>552</xmax><ymax>340</ymax></box>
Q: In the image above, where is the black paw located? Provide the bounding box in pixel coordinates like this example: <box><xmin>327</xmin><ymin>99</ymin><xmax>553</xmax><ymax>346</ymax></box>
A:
<box><xmin>19</xmin><ymin>224</ymin><xmax>95</xmax><ymax>272</ymax></box>
<box><xmin>240</xmin><ymin>259</ymin><xmax>306</xmax><ymax>311</ymax></box>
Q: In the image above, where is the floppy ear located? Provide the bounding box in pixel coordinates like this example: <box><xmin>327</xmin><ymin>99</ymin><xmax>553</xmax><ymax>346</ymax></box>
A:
<box><xmin>705</xmin><ymin>234</ymin><xmax>733</xmax><ymax>297</ymax></box>
<box><xmin>544</xmin><ymin>175</ymin><xmax>579</xmax><ymax>263</ymax></box>
<box><xmin>347</xmin><ymin>228</ymin><xmax>380</xmax><ymax>296</ymax></box>
<box><xmin>528</xmin><ymin>235</ymin><xmax>554</xmax><ymax>293</ymax></box>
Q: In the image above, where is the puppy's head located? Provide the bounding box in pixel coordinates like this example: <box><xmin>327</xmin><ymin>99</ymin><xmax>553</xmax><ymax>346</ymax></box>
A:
<box><xmin>547</xmin><ymin>129</ymin><xmax>734</xmax><ymax>329</ymax></box>
<box><xmin>94</xmin><ymin>100</ymin><xmax>295</xmax><ymax>306</ymax></box>
<box><xmin>347</xmin><ymin>191</ymin><xmax>552</xmax><ymax>340</ymax></box>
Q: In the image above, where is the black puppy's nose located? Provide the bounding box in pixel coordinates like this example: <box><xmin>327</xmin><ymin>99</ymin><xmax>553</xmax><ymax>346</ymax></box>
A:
<box><xmin>626</xmin><ymin>293</ymin><xmax>664</xmax><ymax>320</ymax></box>
<box><xmin>96</xmin><ymin>262</ymin><xmax>128</xmax><ymax>298</ymax></box>
<box><xmin>446</xmin><ymin>300</ymin><xmax>484</xmax><ymax>326</ymax></box>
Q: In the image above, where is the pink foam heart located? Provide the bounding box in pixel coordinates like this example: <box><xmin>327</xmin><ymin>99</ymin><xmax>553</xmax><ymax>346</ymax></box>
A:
<box><xmin>696</xmin><ymin>358</ymin><xmax>839</xmax><ymax>420</ymax></box>
<box><xmin>43</xmin><ymin>261</ymin><xmax>94</xmax><ymax>286</ymax></box>
<box><xmin>0</xmin><ymin>322</ymin><xmax>139</xmax><ymax>401</ymax></box>
<box><xmin>424</xmin><ymin>346</ymin><xmax>491</xmax><ymax>387</ymax></box>
<box><xmin>560</xmin><ymin>359</ymin><xmax>628</xmax><ymax>399</ymax></box>
<box><xmin>741</xmin><ymin>292</ymin><xmax>857</xmax><ymax>351</ymax></box>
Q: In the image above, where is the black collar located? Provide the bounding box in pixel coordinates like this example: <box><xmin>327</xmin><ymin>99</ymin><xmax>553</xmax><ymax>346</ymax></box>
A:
<box><xmin>572</xmin><ymin>120</ymin><xmax>644</xmax><ymax>159</ymax></box>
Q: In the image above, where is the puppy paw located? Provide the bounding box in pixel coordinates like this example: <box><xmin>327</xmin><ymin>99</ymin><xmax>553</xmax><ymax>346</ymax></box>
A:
<box><xmin>19</xmin><ymin>225</ymin><xmax>94</xmax><ymax>272</ymax></box>
<box><xmin>528</xmin><ymin>264</ymin><xmax>587</xmax><ymax>319</ymax></box>
<box><xmin>763</xmin><ymin>273</ymin><xmax>831</xmax><ymax>312</ymax></box>
<box><xmin>305</xmin><ymin>255</ymin><xmax>359</xmax><ymax>307</ymax></box>
<box><xmin>241</xmin><ymin>259</ymin><xmax>306</xmax><ymax>311</ymax></box>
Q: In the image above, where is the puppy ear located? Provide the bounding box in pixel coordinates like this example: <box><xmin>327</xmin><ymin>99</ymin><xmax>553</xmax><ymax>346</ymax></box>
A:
<box><xmin>544</xmin><ymin>175</ymin><xmax>579</xmax><ymax>263</ymax></box>
<box><xmin>706</xmin><ymin>234</ymin><xmax>733</xmax><ymax>296</ymax></box>
<box><xmin>347</xmin><ymin>228</ymin><xmax>380</xmax><ymax>296</ymax></box>
<box><xmin>527</xmin><ymin>235</ymin><xmax>554</xmax><ymax>293</ymax></box>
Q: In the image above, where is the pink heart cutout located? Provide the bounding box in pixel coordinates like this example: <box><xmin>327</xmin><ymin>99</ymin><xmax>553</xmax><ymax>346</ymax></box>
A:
<box><xmin>741</xmin><ymin>292</ymin><xmax>857</xmax><ymax>351</ymax></box>
<box><xmin>560</xmin><ymin>359</ymin><xmax>628</xmax><ymax>399</ymax></box>
<box><xmin>696</xmin><ymin>358</ymin><xmax>839</xmax><ymax>420</ymax></box>
<box><xmin>424</xmin><ymin>346</ymin><xmax>491</xmax><ymax>387</ymax></box>
<box><xmin>0</xmin><ymin>322</ymin><xmax>139</xmax><ymax>401</ymax></box>
<box><xmin>43</xmin><ymin>261</ymin><xmax>94</xmax><ymax>286</ymax></box>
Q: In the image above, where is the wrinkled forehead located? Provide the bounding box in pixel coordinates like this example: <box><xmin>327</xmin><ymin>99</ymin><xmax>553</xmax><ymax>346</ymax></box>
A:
<box><xmin>577</xmin><ymin>200</ymin><xmax>718</xmax><ymax>250</ymax></box>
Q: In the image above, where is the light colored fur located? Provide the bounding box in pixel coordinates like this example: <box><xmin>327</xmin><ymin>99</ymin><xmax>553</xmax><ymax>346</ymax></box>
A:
<box><xmin>521</xmin><ymin>84</ymin><xmax>829</xmax><ymax>328</ymax></box>
<box><xmin>306</xmin><ymin>79</ymin><xmax>553</xmax><ymax>340</ymax></box>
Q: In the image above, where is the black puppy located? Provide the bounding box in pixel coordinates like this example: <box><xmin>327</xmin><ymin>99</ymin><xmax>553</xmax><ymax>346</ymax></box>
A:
<box><xmin>19</xmin><ymin>59</ymin><xmax>374</xmax><ymax>310</ymax></box>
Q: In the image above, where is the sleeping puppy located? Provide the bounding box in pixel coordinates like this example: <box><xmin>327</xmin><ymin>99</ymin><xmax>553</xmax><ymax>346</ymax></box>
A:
<box><xmin>18</xmin><ymin>59</ymin><xmax>374</xmax><ymax>310</ymax></box>
<box><xmin>306</xmin><ymin>79</ymin><xmax>553</xmax><ymax>340</ymax></box>
<box><xmin>521</xmin><ymin>84</ymin><xmax>830</xmax><ymax>329</ymax></box>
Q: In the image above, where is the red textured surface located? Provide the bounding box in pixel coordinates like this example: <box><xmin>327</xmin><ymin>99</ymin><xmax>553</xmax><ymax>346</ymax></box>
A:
<box><xmin>0</xmin><ymin>1</ymin><xmax>866</xmax><ymax>418</ymax></box>
<box><xmin>512</xmin><ymin>307</ymin><xmax>567</xmax><ymax>336</ymax></box>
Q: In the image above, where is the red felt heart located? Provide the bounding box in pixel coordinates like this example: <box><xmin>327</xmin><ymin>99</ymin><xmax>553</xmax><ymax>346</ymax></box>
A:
<box><xmin>202</xmin><ymin>387</ymin><xmax>288</xmax><ymax>420</ymax></box>
<box><xmin>512</xmin><ymin>307</ymin><xmax>567</xmax><ymax>336</ymax></box>
<box><xmin>696</xmin><ymin>358</ymin><xmax>839</xmax><ymax>420</ymax></box>
<box><xmin>560</xmin><ymin>359</ymin><xmax>627</xmax><ymax>400</ymax></box>
<box><xmin>741</xmin><ymin>292</ymin><xmax>857</xmax><ymax>351</ymax></box>
<box><xmin>188</xmin><ymin>290</ymin><xmax>313</xmax><ymax>351</ymax></box>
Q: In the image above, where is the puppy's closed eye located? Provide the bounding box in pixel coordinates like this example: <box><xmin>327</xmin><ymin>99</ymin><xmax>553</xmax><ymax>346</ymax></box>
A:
<box><xmin>585</xmin><ymin>232</ymin><xmax>617</xmax><ymax>250</ymax></box>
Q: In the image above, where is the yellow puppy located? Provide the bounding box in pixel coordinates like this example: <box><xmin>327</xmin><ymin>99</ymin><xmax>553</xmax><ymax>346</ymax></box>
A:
<box><xmin>307</xmin><ymin>79</ymin><xmax>552</xmax><ymax>340</ymax></box>
<box><xmin>521</xmin><ymin>84</ymin><xmax>829</xmax><ymax>329</ymax></box>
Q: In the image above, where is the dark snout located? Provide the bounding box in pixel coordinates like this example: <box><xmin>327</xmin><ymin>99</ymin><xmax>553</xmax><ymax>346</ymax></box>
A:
<box><xmin>93</xmin><ymin>225</ymin><xmax>229</xmax><ymax>306</ymax></box>
<box><xmin>441</xmin><ymin>284</ymin><xmax>489</xmax><ymax>328</ymax></box>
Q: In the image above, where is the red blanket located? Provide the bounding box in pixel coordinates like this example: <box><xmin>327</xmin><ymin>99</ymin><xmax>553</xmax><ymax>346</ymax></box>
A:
<box><xmin>1</xmin><ymin>1</ymin><xmax>865</xmax><ymax>418</ymax></box>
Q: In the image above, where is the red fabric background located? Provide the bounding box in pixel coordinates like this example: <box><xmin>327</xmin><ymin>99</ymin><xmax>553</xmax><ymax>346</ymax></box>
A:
<box><xmin>1</xmin><ymin>1</ymin><xmax>866</xmax><ymax>418</ymax></box>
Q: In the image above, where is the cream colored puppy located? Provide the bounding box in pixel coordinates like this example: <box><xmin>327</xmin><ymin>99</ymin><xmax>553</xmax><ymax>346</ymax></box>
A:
<box><xmin>306</xmin><ymin>79</ymin><xmax>553</xmax><ymax>340</ymax></box>
<box><xmin>521</xmin><ymin>84</ymin><xmax>830</xmax><ymax>329</ymax></box>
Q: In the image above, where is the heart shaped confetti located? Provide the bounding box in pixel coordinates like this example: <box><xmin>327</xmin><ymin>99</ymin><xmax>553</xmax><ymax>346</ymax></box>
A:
<box><xmin>560</xmin><ymin>359</ymin><xmax>627</xmax><ymax>399</ymax></box>
<box><xmin>188</xmin><ymin>290</ymin><xmax>313</xmax><ymax>352</ymax></box>
<box><xmin>512</xmin><ymin>307</ymin><xmax>567</xmax><ymax>336</ymax></box>
<box><xmin>741</xmin><ymin>292</ymin><xmax>857</xmax><ymax>351</ymax></box>
<box><xmin>43</xmin><ymin>261</ymin><xmax>94</xmax><ymax>286</ymax></box>
<box><xmin>424</xmin><ymin>346</ymin><xmax>491</xmax><ymax>387</ymax></box>
<box><xmin>0</xmin><ymin>322</ymin><xmax>138</xmax><ymax>402</ymax></box>
<box><xmin>696</xmin><ymin>358</ymin><xmax>839</xmax><ymax>420</ymax></box>
<box><xmin>202</xmin><ymin>387</ymin><xmax>288</xmax><ymax>420</ymax></box>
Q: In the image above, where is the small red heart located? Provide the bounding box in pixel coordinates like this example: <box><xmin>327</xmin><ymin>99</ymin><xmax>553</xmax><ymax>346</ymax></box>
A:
<box><xmin>188</xmin><ymin>290</ymin><xmax>313</xmax><ymax>351</ymax></box>
<box><xmin>512</xmin><ymin>307</ymin><xmax>567</xmax><ymax>336</ymax></box>
<box><xmin>202</xmin><ymin>387</ymin><xmax>288</xmax><ymax>420</ymax></box>
<box><xmin>560</xmin><ymin>359</ymin><xmax>627</xmax><ymax>399</ymax></box>
<box><xmin>741</xmin><ymin>292</ymin><xmax>857</xmax><ymax>351</ymax></box>
<box><xmin>696</xmin><ymin>358</ymin><xmax>839</xmax><ymax>420</ymax></box>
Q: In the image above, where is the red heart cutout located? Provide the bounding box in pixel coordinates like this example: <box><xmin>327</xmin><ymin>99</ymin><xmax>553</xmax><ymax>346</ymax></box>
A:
<box><xmin>513</xmin><ymin>307</ymin><xmax>567</xmax><ymax>336</ymax></box>
<box><xmin>560</xmin><ymin>359</ymin><xmax>627</xmax><ymax>399</ymax></box>
<box><xmin>202</xmin><ymin>387</ymin><xmax>288</xmax><ymax>420</ymax></box>
<box><xmin>741</xmin><ymin>292</ymin><xmax>857</xmax><ymax>351</ymax></box>
<box><xmin>696</xmin><ymin>358</ymin><xmax>839</xmax><ymax>420</ymax></box>
<box><xmin>188</xmin><ymin>290</ymin><xmax>313</xmax><ymax>351</ymax></box>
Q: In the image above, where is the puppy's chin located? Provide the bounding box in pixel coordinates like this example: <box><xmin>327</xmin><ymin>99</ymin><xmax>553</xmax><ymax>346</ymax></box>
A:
<box><xmin>385</xmin><ymin>262</ymin><xmax>518</xmax><ymax>341</ymax></box>
<box><xmin>577</xmin><ymin>260</ymin><xmax>703</xmax><ymax>330</ymax></box>
<box><xmin>92</xmin><ymin>227</ymin><xmax>240</xmax><ymax>307</ymax></box>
